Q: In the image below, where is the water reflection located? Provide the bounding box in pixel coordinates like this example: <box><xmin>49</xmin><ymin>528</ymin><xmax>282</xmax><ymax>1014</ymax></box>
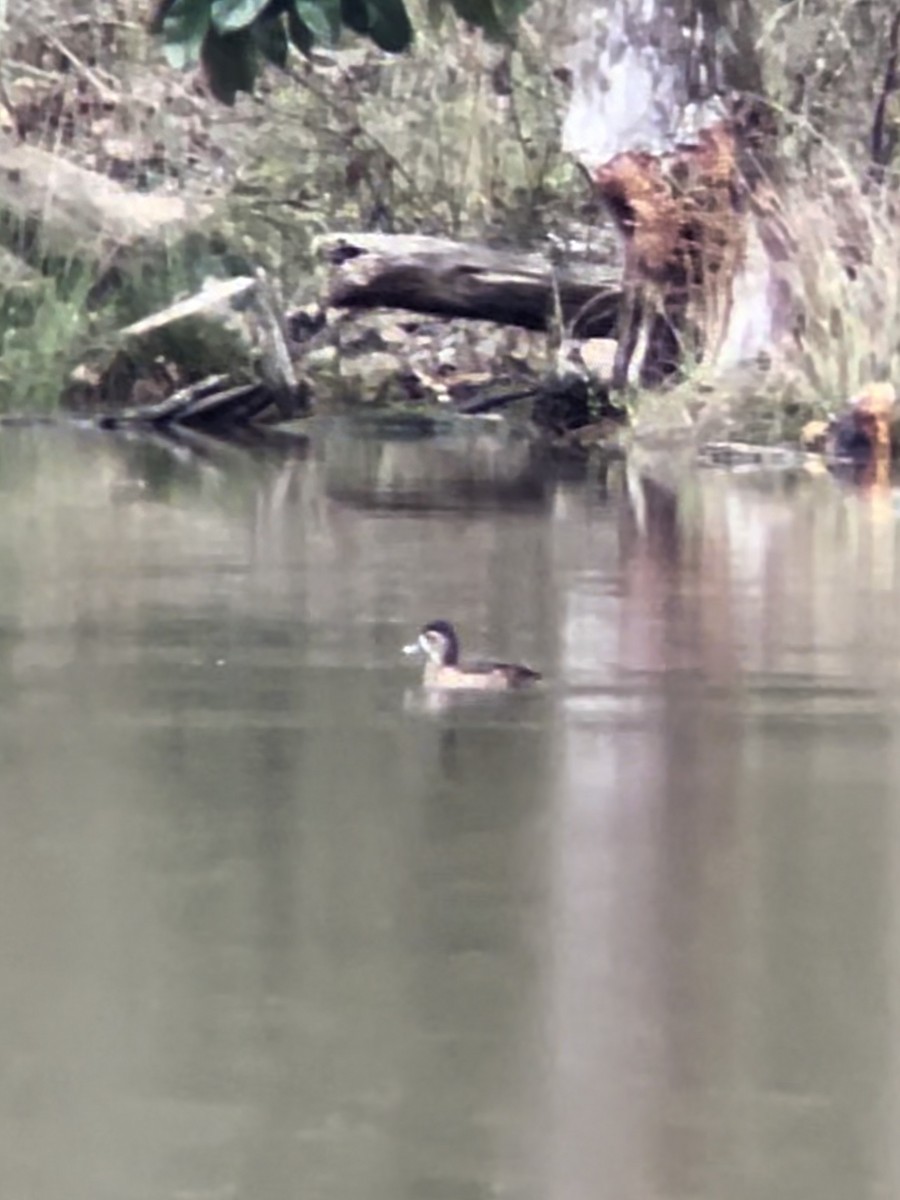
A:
<box><xmin>322</xmin><ymin>413</ymin><xmax>550</xmax><ymax>510</ymax></box>
<box><xmin>1</xmin><ymin>422</ymin><xmax>899</xmax><ymax>1200</ymax></box>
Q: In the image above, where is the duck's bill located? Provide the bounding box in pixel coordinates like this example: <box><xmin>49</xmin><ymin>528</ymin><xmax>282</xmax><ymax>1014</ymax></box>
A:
<box><xmin>403</xmin><ymin>639</ymin><xmax>423</xmax><ymax>656</ymax></box>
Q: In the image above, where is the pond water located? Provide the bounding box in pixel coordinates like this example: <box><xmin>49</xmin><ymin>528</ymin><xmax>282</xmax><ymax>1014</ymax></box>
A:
<box><xmin>1</xmin><ymin>418</ymin><xmax>899</xmax><ymax>1200</ymax></box>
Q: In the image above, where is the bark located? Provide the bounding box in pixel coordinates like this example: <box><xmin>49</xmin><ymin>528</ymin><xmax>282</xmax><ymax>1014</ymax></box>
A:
<box><xmin>563</xmin><ymin>0</ymin><xmax>779</xmax><ymax>389</ymax></box>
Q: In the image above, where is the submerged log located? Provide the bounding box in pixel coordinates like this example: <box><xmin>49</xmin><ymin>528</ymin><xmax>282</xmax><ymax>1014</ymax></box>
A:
<box><xmin>317</xmin><ymin>232</ymin><xmax>620</xmax><ymax>337</ymax></box>
<box><xmin>97</xmin><ymin>374</ymin><xmax>277</xmax><ymax>429</ymax></box>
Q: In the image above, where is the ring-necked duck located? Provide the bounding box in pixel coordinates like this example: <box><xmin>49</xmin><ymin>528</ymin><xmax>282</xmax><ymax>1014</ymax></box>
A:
<box><xmin>403</xmin><ymin>619</ymin><xmax>541</xmax><ymax>691</ymax></box>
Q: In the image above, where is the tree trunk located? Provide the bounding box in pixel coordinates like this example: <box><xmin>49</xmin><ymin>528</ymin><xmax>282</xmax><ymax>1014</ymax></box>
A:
<box><xmin>563</xmin><ymin>0</ymin><xmax>782</xmax><ymax>389</ymax></box>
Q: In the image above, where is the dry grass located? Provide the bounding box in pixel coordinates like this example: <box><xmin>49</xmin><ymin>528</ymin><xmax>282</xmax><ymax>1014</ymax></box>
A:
<box><xmin>0</xmin><ymin>0</ymin><xmax>898</xmax><ymax>415</ymax></box>
<box><xmin>777</xmin><ymin>169</ymin><xmax>900</xmax><ymax>403</ymax></box>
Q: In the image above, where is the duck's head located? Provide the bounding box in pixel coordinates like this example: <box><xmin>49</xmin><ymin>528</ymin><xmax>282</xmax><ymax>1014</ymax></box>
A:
<box><xmin>403</xmin><ymin>620</ymin><xmax>460</xmax><ymax>666</ymax></box>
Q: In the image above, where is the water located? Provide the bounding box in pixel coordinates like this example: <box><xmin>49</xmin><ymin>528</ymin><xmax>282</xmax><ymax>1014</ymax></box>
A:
<box><xmin>1</xmin><ymin>420</ymin><xmax>899</xmax><ymax>1200</ymax></box>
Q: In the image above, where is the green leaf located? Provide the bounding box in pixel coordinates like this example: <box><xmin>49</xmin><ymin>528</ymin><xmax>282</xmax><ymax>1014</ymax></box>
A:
<box><xmin>149</xmin><ymin>0</ymin><xmax>177</xmax><ymax>34</ymax></box>
<box><xmin>360</xmin><ymin>0</ymin><xmax>413</xmax><ymax>52</ymax></box>
<box><xmin>211</xmin><ymin>0</ymin><xmax>271</xmax><ymax>33</ymax></box>
<box><xmin>318</xmin><ymin>0</ymin><xmax>344</xmax><ymax>41</ymax></box>
<box><xmin>449</xmin><ymin>0</ymin><xmax>504</xmax><ymax>38</ymax></box>
<box><xmin>287</xmin><ymin>7</ymin><xmax>315</xmax><ymax>54</ymax></box>
<box><xmin>201</xmin><ymin>26</ymin><xmax>259</xmax><ymax>104</ymax></box>
<box><xmin>447</xmin><ymin>0</ymin><xmax>529</xmax><ymax>39</ymax></box>
<box><xmin>293</xmin><ymin>0</ymin><xmax>340</xmax><ymax>45</ymax></box>
<box><xmin>162</xmin><ymin>0</ymin><xmax>211</xmax><ymax>70</ymax></box>
<box><xmin>252</xmin><ymin>12</ymin><xmax>290</xmax><ymax>67</ymax></box>
<box><xmin>493</xmin><ymin>0</ymin><xmax>530</xmax><ymax>20</ymax></box>
<box><xmin>340</xmin><ymin>0</ymin><xmax>370</xmax><ymax>35</ymax></box>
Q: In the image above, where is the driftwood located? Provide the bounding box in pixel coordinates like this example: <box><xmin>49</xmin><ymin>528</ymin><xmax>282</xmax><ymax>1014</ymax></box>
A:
<box><xmin>318</xmin><ymin>232</ymin><xmax>620</xmax><ymax>337</ymax></box>
<box><xmin>118</xmin><ymin>277</ymin><xmax>259</xmax><ymax>337</ymax></box>
<box><xmin>98</xmin><ymin>374</ymin><xmax>275</xmax><ymax>429</ymax></box>
<box><xmin>120</xmin><ymin>272</ymin><xmax>300</xmax><ymax>416</ymax></box>
<box><xmin>0</xmin><ymin>377</ymin><xmax>282</xmax><ymax>432</ymax></box>
<box><xmin>63</xmin><ymin>274</ymin><xmax>305</xmax><ymax>423</ymax></box>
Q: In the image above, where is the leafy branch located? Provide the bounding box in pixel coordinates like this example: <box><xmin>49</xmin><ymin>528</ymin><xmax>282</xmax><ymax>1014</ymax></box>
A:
<box><xmin>149</xmin><ymin>0</ymin><xmax>532</xmax><ymax>104</ymax></box>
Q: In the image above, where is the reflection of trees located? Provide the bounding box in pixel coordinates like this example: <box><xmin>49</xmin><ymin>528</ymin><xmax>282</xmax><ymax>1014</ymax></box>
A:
<box><xmin>550</xmin><ymin>464</ymin><xmax>899</xmax><ymax>1197</ymax></box>
<box><xmin>5</xmin><ymin>428</ymin><xmax>900</xmax><ymax>1198</ymax></box>
<box><xmin>0</xmin><ymin>423</ymin><xmax>559</xmax><ymax>1198</ymax></box>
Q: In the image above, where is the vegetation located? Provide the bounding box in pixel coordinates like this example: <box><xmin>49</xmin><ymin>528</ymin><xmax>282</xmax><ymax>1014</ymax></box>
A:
<box><xmin>755</xmin><ymin>2</ymin><xmax>900</xmax><ymax>403</ymax></box>
<box><xmin>153</xmin><ymin>0</ymin><xmax>533</xmax><ymax>103</ymax></box>
<box><xmin>0</xmin><ymin>0</ymin><xmax>896</xmax><ymax>417</ymax></box>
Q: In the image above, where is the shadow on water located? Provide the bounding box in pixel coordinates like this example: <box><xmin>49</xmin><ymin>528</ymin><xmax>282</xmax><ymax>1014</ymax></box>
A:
<box><xmin>2</xmin><ymin>418</ymin><xmax>900</xmax><ymax>1200</ymax></box>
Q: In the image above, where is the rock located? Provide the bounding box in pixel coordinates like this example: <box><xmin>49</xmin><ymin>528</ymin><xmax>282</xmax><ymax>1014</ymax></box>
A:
<box><xmin>800</xmin><ymin>419</ymin><xmax>830</xmax><ymax>453</ymax></box>
<box><xmin>578</xmin><ymin>337</ymin><xmax>617</xmax><ymax>381</ymax></box>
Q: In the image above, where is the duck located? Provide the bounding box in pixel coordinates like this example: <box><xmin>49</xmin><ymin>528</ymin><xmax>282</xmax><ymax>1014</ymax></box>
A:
<box><xmin>403</xmin><ymin>619</ymin><xmax>541</xmax><ymax>691</ymax></box>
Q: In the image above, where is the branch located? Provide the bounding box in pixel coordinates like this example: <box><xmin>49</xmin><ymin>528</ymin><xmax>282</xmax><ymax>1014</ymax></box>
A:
<box><xmin>870</xmin><ymin>8</ymin><xmax>900</xmax><ymax>179</ymax></box>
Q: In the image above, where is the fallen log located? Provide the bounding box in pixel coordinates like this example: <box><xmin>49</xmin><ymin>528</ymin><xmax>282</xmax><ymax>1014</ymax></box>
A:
<box><xmin>0</xmin><ymin>137</ymin><xmax>208</xmax><ymax>266</ymax></box>
<box><xmin>65</xmin><ymin>273</ymin><xmax>306</xmax><ymax>421</ymax></box>
<box><xmin>119</xmin><ymin>271</ymin><xmax>300</xmax><ymax>418</ymax></box>
<box><xmin>316</xmin><ymin>232</ymin><xmax>621</xmax><ymax>337</ymax></box>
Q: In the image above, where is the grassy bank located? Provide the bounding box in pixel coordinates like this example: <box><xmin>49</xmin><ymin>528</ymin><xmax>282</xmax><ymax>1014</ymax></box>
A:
<box><xmin>0</xmin><ymin>0</ymin><xmax>896</xmax><ymax>424</ymax></box>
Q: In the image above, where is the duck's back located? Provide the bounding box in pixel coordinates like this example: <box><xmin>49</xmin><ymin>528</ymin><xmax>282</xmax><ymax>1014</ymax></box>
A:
<box><xmin>424</xmin><ymin>658</ymin><xmax>540</xmax><ymax>690</ymax></box>
<box><xmin>489</xmin><ymin>661</ymin><xmax>541</xmax><ymax>688</ymax></box>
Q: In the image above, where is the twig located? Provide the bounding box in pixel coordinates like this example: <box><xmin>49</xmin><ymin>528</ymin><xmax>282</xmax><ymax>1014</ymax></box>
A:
<box><xmin>4</xmin><ymin>59</ymin><xmax>64</xmax><ymax>82</ymax></box>
<box><xmin>279</xmin><ymin>64</ymin><xmax>419</xmax><ymax>195</ymax></box>
<box><xmin>870</xmin><ymin>9</ymin><xmax>900</xmax><ymax>181</ymax></box>
<box><xmin>43</xmin><ymin>32</ymin><xmax>119</xmax><ymax>104</ymax></box>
